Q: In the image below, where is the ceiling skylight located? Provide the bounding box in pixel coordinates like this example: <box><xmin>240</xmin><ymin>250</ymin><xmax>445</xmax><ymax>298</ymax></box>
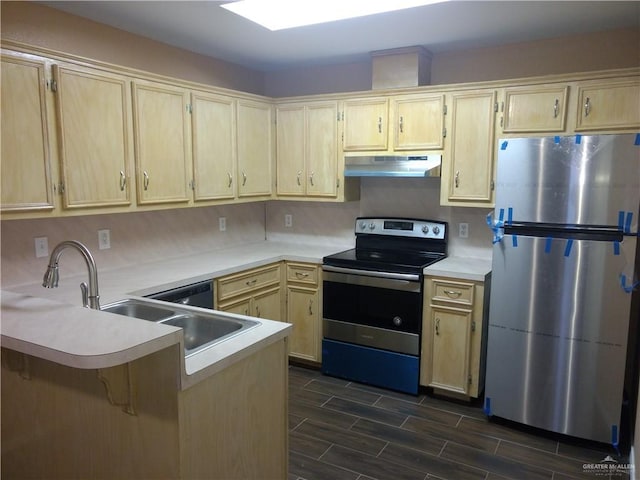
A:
<box><xmin>220</xmin><ymin>0</ymin><xmax>448</xmax><ymax>31</ymax></box>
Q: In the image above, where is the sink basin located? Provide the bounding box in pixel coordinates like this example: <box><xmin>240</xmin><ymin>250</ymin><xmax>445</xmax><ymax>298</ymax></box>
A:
<box><xmin>160</xmin><ymin>314</ymin><xmax>248</xmax><ymax>355</ymax></box>
<box><xmin>101</xmin><ymin>298</ymin><xmax>260</xmax><ymax>356</ymax></box>
<box><xmin>102</xmin><ymin>299</ymin><xmax>177</xmax><ymax>321</ymax></box>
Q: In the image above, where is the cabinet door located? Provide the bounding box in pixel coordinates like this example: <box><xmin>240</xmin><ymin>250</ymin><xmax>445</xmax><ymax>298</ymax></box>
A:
<box><xmin>442</xmin><ymin>90</ymin><xmax>497</xmax><ymax>206</ymax></box>
<box><xmin>502</xmin><ymin>85</ymin><xmax>568</xmax><ymax>133</ymax></box>
<box><xmin>132</xmin><ymin>80</ymin><xmax>190</xmax><ymax>205</ymax></box>
<box><xmin>343</xmin><ymin>98</ymin><xmax>388</xmax><ymax>151</ymax></box>
<box><xmin>392</xmin><ymin>94</ymin><xmax>445</xmax><ymax>150</ymax></box>
<box><xmin>219</xmin><ymin>298</ymin><xmax>251</xmax><ymax>316</ymax></box>
<box><xmin>429</xmin><ymin>305</ymin><xmax>472</xmax><ymax>394</ymax></box>
<box><xmin>237</xmin><ymin>100</ymin><xmax>273</xmax><ymax>197</ymax></box>
<box><xmin>287</xmin><ymin>285</ymin><xmax>320</xmax><ymax>361</ymax></box>
<box><xmin>53</xmin><ymin>65</ymin><xmax>132</xmax><ymax>208</ymax></box>
<box><xmin>276</xmin><ymin>105</ymin><xmax>305</xmax><ymax>196</ymax></box>
<box><xmin>306</xmin><ymin>102</ymin><xmax>338</xmax><ymax>197</ymax></box>
<box><xmin>575</xmin><ymin>79</ymin><xmax>640</xmax><ymax>131</ymax></box>
<box><xmin>191</xmin><ymin>91</ymin><xmax>236</xmax><ymax>201</ymax></box>
<box><xmin>1</xmin><ymin>55</ymin><xmax>54</xmax><ymax>212</ymax></box>
<box><xmin>253</xmin><ymin>287</ymin><xmax>282</xmax><ymax>322</ymax></box>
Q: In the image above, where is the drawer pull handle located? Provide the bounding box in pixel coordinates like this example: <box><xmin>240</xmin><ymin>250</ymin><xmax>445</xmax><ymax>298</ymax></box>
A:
<box><xmin>584</xmin><ymin>97</ymin><xmax>591</xmax><ymax>117</ymax></box>
<box><xmin>242</xmin><ymin>171</ymin><xmax>247</xmax><ymax>186</ymax></box>
<box><xmin>553</xmin><ymin>98</ymin><xmax>559</xmax><ymax>118</ymax></box>
<box><xmin>119</xmin><ymin>171</ymin><xmax>126</xmax><ymax>191</ymax></box>
<box><xmin>308</xmin><ymin>299</ymin><xmax>313</xmax><ymax>315</ymax></box>
<box><xmin>227</xmin><ymin>172</ymin><xmax>233</xmax><ymax>188</ymax></box>
<box><xmin>295</xmin><ymin>272</ymin><xmax>309</xmax><ymax>279</ymax></box>
<box><xmin>435</xmin><ymin>318</ymin><xmax>440</xmax><ymax>335</ymax></box>
<box><xmin>143</xmin><ymin>171</ymin><xmax>150</xmax><ymax>191</ymax></box>
<box><xmin>296</xmin><ymin>171</ymin><xmax>302</xmax><ymax>186</ymax></box>
<box><xmin>455</xmin><ymin>171</ymin><xmax>460</xmax><ymax>188</ymax></box>
<box><xmin>246</xmin><ymin>279</ymin><xmax>257</xmax><ymax>286</ymax></box>
<box><xmin>444</xmin><ymin>290</ymin><xmax>462</xmax><ymax>298</ymax></box>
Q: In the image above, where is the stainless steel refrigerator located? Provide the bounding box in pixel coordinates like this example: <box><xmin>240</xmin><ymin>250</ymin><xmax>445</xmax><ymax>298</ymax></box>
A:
<box><xmin>485</xmin><ymin>134</ymin><xmax>640</xmax><ymax>447</ymax></box>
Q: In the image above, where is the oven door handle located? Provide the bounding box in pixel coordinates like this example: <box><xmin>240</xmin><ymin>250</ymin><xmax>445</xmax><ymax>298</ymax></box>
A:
<box><xmin>322</xmin><ymin>265</ymin><xmax>420</xmax><ymax>282</ymax></box>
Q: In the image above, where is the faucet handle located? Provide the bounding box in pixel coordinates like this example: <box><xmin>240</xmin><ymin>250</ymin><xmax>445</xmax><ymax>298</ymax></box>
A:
<box><xmin>80</xmin><ymin>282</ymin><xmax>89</xmax><ymax>308</ymax></box>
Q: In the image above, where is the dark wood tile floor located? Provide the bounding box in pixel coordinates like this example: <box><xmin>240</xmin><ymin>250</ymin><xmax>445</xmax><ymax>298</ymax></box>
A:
<box><xmin>288</xmin><ymin>365</ymin><xmax>630</xmax><ymax>480</ymax></box>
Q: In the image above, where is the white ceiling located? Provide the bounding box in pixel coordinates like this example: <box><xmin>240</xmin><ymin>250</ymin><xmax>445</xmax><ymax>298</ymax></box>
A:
<box><xmin>41</xmin><ymin>1</ymin><xmax>640</xmax><ymax>72</ymax></box>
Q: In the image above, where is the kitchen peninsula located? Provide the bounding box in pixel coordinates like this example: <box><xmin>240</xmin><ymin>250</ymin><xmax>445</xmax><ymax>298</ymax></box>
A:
<box><xmin>1</xmin><ymin>240</ymin><xmax>343</xmax><ymax>479</ymax></box>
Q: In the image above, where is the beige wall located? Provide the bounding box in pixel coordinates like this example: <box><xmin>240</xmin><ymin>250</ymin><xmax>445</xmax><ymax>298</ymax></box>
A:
<box><xmin>0</xmin><ymin>2</ymin><xmax>265</xmax><ymax>94</ymax></box>
<box><xmin>265</xmin><ymin>27</ymin><xmax>640</xmax><ymax>97</ymax></box>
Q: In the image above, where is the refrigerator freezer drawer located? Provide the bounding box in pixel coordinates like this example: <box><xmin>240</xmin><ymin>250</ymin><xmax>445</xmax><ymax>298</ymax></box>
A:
<box><xmin>485</xmin><ymin>234</ymin><xmax>636</xmax><ymax>444</ymax></box>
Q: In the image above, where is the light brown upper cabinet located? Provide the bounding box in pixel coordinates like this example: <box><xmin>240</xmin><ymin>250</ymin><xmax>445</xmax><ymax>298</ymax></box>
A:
<box><xmin>1</xmin><ymin>54</ymin><xmax>54</xmax><ymax>212</ymax></box>
<box><xmin>276</xmin><ymin>101</ymin><xmax>338</xmax><ymax>198</ymax></box>
<box><xmin>236</xmin><ymin>99</ymin><xmax>274</xmax><ymax>198</ymax></box>
<box><xmin>500</xmin><ymin>85</ymin><xmax>569</xmax><ymax>133</ymax></box>
<box><xmin>191</xmin><ymin>91</ymin><xmax>236</xmax><ymax>201</ymax></box>
<box><xmin>342</xmin><ymin>97</ymin><xmax>389</xmax><ymax>151</ymax></box>
<box><xmin>132</xmin><ymin>80</ymin><xmax>191</xmax><ymax>205</ymax></box>
<box><xmin>392</xmin><ymin>93</ymin><xmax>445</xmax><ymax>150</ymax></box>
<box><xmin>441</xmin><ymin>89</ymin><xmax>497</xmax><ymax>207</ymax></box>
<box><xmin>53</xmin><ymin>64</ymin><xmax>132</xmax><ymax>209</ymax></box>
<box><xmin>575</xmin><ymin>78</ymin><xmax>640</xmax><ymax>131</ymax></box>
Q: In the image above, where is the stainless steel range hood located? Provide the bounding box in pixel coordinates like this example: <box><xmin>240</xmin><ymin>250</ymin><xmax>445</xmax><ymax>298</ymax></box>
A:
<box><xmin>344</xmin><ymin>155</ymin><xmax>441</xmax><ymax>178</ymax></box>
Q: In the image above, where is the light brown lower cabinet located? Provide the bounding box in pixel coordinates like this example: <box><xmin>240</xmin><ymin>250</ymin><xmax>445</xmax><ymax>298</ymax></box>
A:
<box><xmin>420</xmin><ymin>275</ymin><xmax>490</xmax><ymax>399</ymax></box>
<box><xmin>1</xmin><ymin>339</ymin><xmax>289</xmax><ymax>479</ymax></box>
<box><xmin>285</xmin><ymin>262</ymin><xmax>321</xmax><ymax>362</ymax></box>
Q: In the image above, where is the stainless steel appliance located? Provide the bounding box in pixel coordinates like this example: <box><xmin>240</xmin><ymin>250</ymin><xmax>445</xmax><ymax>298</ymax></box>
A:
<box><xmin>147</xmin><ymin>280</ymin><xmax>214</xmax><ymax>309</ymax></box>
<box><xmin>485</xmin><ymin>134</ymin><xmax>640</xmax><ymax>448</ymax></box>
<box><xmin>322</xmin><ymin>217</ymin><xmax>447</xmax><ymax>394</ymax></box>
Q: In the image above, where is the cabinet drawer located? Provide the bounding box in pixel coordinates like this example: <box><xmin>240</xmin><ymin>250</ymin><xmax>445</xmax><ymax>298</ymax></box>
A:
<box><xmin>431</xmin><ymin>279</ymin><xmax>474</xmax><ymax>306</ymax></box>
<box><xmin>286</xmin><ymin>263</ymin><xmax>318</xmax><ymax>286</ymax></box>
<box><xmin>216</xmin><ymin>263</ymin><xmax>281</xmax><ymax>303</ymax></box>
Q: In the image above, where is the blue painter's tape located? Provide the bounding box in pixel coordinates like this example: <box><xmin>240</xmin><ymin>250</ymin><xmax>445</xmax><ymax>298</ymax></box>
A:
<box><xmin>484</xmin><ymin>397</ymin><xmax>492</xmax><ymax>416</ymax></box>
<box><xmin>625</xmin><ymin>212</ymin><xmax>633</xmax><ymax>233</ymax></box>
<box><xmin>512</xmin><ymin>235</ymin><xmax>518</xmax><ymax>247</ymax></box>
<box><xmin>621</xmin><ymin>275</ymin><xmax>640</xmax><ymax>293</ymax></box>
<box><xmin>545</xmin><ymin>237</ymin><xmax>553</xmax><ymax>253</ymax></box>
<box><xmin>575</xmin><ymin>134</ymin><xmax>582</xmax><ymax>144</ymax></box>
<box><xmin>614</xmin><ymin>241</ymin><xmax>620</xmax><ymax>256</ymax></box>
<box><xmin>498</xmin><ymin>208</ymin><xmax>505</xmax><ymax>223</ymax></box>
<box><xmin>554</xmin><ymin>136</ymin><xmax>560</xmax><ymax>144</ymax></box>
<box><xmin>486</xmin><ymin>212</ymin><xmax>504</xmax><ymax>244</ymax></box>
<box><xmin>635</xmin><ymin>133</ymin><xmax>640</xmax><ymax>146</ymax></box>
<box><xmin>564</xmin><ymin>239</ymin><xmax>574</xmax><ymax>257</ymax></box>
<box><xmin>500</xmin><ymin>141</ymin><xmax>508</xmax><ymax>150</ymax></box>
<box><xmin>507</xmin><ymin>207</ymin><xmax>513</xmax><ymax>226</ymax></box>
<box><xmin>612</xmin><ymin>425</ymin><xmax>619</xmax><ymax>452</ymax></box>
<box><xmin>619</xmin><ymin>211</ymin><xmax>625</xmax><ymax>230</ymax></box>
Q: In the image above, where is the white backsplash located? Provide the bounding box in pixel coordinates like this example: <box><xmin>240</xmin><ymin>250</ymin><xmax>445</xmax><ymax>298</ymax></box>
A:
<box><xmin>1</xmin><ymin>203</ymin><xmax>265</xmax><ymax>287</ymax></box>
<box><xmin>2</xmin><ymin>179</ymin><xmax>493</xmax><ymax>288</ymax></box>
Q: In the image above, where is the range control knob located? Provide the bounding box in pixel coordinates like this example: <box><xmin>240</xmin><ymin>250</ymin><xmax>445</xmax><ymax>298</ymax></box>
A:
<box><xmin>392</xmin><ymin>316</ymin><xmax>403</xmax><ymax>327</ymax></box>
<box><xmin>359</xmin><ymin>221</ymin><xmax>367</xmax><ymax>230</ymax></box>
<box><xmin>421</xmin><ymin>225</ymin><xmax>430</xmax><ymax>234</ymax></box>
<box><xmin>432</xmin><ymin>226</ymin><xmax>440</xmax><ymax>235</ymax></box>
<box><xmin>368</xmin><ymin>222</ymin><xmax>376</xmax><ymax>231</ymax></box>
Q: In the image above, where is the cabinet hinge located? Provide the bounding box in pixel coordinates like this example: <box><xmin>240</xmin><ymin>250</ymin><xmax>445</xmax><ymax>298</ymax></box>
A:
<box><xmin>442</xmin><ymin>127</ymin><xmax>447</xmax><ymax>138</ymax></box>
<box><xmin>337</xmin><ymin>178</ymin><xmax>340</xmax><ymax>189</ymax></box>
<box><xmin>494</xmin><ymin>102</ymin><xmax>499</xmax><ymax>113</ymax></box>
<box><xmin>189</xmin><ymin>179</ymin><xmax>195</xmax><ymax>190</ymax></box>
<box><xmin>491</xmin><ymin>180</ymin><xmax>495</xmax><ymax>191</ymax></box>
<box><xmin>337</xmin><ymin>111</ymin><xmax>340</xmax><ymax>121</ymax></box>
<box><xmin>186</xmin><ymin>104</ymin><xmax>192</xmax><ymax>114</ymax></box>
<box><xmin>443</xmin><ymin>104</ymin><xmax>447</xmax><ymax>115</ymax></box>
<box><xmin>49</xmin><ymin>79</ymin><xmax>58</xmax><ymax>92</ymax></box>
<box><xmin>500</xmin><ymin>101</ymin><xmax>505</xmax><ymax>113</ymax></box>
<box><xmin>500</xmin><ymin>116</ymin><xmax>504</xmax><ymax>127</ymax></box>
<box><xmin>57</xmin><ymin>182</ymin><xmax>65</xmax><ymax>194</ymax></box>
<box><xmin>468</xmin><ymin>374</ymin><xmax>473</xmax><ymax>385</ymax></box>
<box><xmin>471</xmin><ymin>320</ymin><xmax>476</xmax><ymax>332</ymax></box>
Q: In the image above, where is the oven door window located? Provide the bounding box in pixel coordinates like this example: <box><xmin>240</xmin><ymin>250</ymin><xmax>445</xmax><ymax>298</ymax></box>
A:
<box><xmin>323</xmin><ymin>278</ymin><xmax>421</xmax><ymax>334</ymax></box>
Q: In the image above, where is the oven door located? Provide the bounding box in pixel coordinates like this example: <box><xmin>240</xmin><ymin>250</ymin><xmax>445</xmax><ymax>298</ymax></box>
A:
<box><xmin>322</xmin><ymin>265</ymin><xmax>422</xmax><ymax>356</ymax></box>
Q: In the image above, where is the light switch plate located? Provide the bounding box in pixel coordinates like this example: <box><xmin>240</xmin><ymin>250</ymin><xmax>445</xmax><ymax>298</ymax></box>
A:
<box><xmin>459</xmin><ymin>223</ymin><xmax>469</xmax><ymax>238</ymax></box>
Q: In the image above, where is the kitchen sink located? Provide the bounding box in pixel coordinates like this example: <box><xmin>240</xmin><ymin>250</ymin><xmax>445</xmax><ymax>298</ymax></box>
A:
<box><xmin>102</xmin><ymin>299</ymin><xmax>260</xmax><ymax>356</ymax></box>
<box><xmin>102</xmin><ymin>299</ymin><xmax>177</xmax><ymax>321</ymax></box>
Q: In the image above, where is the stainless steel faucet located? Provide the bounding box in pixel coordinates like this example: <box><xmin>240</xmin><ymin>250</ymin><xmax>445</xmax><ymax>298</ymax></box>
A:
<box><xmin>42</xmin><ymin>240</ymin><xmax>100</xmax><ymax>310</ymax></box>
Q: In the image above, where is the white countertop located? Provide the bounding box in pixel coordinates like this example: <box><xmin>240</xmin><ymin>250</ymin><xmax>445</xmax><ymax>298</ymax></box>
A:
<box><xmin>424</xmin><ymin>256</ymin><xmax>492</xmax><ymax>282</ymax></box>
<box><xmin>1</xmin><ymin>240</ymin><xmax>347</xmax><ymax>389</ymax></box>
<box><xmin>2</xmin><ymin>240</ymin><xmax>491</xmax><ymax>388</ymax></box>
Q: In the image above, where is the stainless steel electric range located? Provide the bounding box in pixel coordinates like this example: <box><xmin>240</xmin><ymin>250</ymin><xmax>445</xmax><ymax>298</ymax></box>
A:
<box><xmin>322</xmin><ymin>217</ymin><xmax>448</xmax><ymax>394</ymax></box>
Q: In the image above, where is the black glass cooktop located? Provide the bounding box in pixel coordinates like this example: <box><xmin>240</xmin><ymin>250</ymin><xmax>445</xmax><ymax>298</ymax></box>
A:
<box><xmin>323</xmin><ymin>248</ymin><xmax>446</xmax><ymax>275</ymax></box>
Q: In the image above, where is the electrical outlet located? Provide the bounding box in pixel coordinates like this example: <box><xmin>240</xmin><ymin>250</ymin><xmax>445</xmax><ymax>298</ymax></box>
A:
<box><xmin>219</xmin><ymin>217</ymin><xmax>227</xmax><ymax>232</ymax></box>
<box><xmin>284</xmin><ymin>214</ymin><xmax>293</xmax><ymax>228</ymax></box>
<box><xmin>98</xmin><ymin>229</ymin><xmax>111</xmax><ymax>250</ymax></box>
<box><xmin>34</xmin><ymin>237</ymin><xmax>49</xmax><ymax>258</ymax></box>
<box><xmin>459</xmin><ymin>223</ymin><xmax>469</xmax><ymax>238</ymax></box>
